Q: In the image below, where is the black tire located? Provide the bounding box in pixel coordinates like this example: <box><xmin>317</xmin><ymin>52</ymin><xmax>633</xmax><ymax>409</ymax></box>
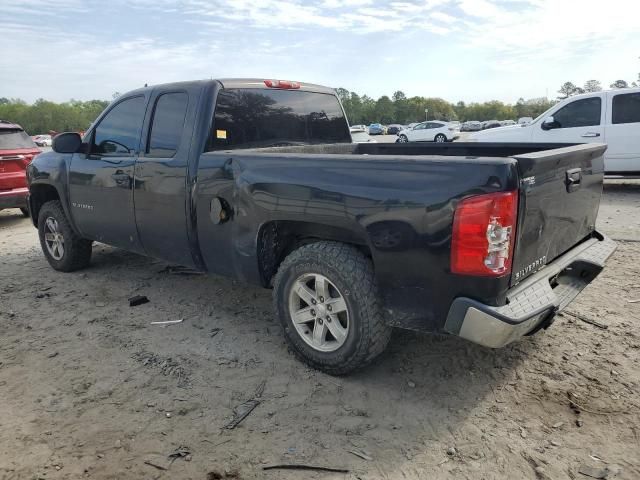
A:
<box><xmin>273</xmin><ymin>241</ymin><xmax>392</xmax><ymax>375</ymax></box>
<box><xmin>20</xmin><ymin>207</ymin><xmax>29</xmax><ymax>217</ymax></box>
<box><xmin>38</xmin><ymin>200</ymin><xmax>92</xmax><ymax>272</ymax></box>
<box><xmin>398</xmin><ymin>134</ymin><xmax>408</xmax><ymax>143</ymax></box>
<box><xmin>434</xmin><ymin>133</ymin><xmax>447</xmax><ymax>143</ymax></box>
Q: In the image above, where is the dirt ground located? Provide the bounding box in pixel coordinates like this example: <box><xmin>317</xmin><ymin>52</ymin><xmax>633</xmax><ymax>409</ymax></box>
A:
<box><xmin>1</xmin><ymin>181</ymin><xmax>639</xmax><ymax>480</ymax></box>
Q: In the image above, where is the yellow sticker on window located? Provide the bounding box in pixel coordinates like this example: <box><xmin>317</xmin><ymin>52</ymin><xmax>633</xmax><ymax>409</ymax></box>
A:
<box><xmin>216</xmin><ymin>129</ymin><xmax>227</xmax><ymax>139</ymax></box>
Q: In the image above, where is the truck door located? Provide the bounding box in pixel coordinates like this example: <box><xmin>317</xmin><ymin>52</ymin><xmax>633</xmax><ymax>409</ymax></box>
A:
<box><xmin>604</xmin><ymin>90</ymin><xmax>640</xmax><ymax>173</ymax></box>
<box><xmin>531</xmin><ymin>94</ymin><xmax>604</xmax><ymax>144</ymax></box>
<box><xmin>133</xmin><ymin>89</ymin><xmax>196</xmax><ymax>267</ymax></box>
<box><xmin>68</xmin><ymin>95</ymin><xmax>147</xmax><ymax>252</ymax></box>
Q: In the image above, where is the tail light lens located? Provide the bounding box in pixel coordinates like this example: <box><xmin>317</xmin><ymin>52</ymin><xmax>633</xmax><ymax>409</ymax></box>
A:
<box><xmin>451</xmin><ymin>190</ymin><xmax>518</xmax><ymax>276</ymax></box>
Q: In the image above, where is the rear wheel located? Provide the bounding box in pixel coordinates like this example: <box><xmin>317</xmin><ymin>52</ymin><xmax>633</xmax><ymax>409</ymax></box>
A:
<box><xmin>398</xmin><ymin>134</ymin><xmax>408</xmax><ymax>143</ymax></box>
<box><xmin>38</xmin><ymin>200</ymin><xmax>92</xmax><ymax>272</ymax></box>
<box><xmin>434</xmin><ymin>133</ymin><xmax>447</xmax><ymax>143</ymax></box>
<box><xmin>273</xmin><ymin>241</ymin><xmax>392</xmax><ymax>375</ymax></box>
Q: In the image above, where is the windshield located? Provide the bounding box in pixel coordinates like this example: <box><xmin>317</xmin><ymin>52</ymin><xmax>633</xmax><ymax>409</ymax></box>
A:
<box><xmin>208</xmin><ymin>88</ymin><xmax>351</xmax><ymax>150</ymax></box>
<box><xmin>0</xmin><ymin>130</ymin><xmax>37</xmax><ymax>149</ymax></box>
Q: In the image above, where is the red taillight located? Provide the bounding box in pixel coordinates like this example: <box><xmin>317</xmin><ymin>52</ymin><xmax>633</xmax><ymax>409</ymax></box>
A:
<box><xmin>264</xmin><ymin>79</ymin><xmax>300</xmax><ymax>89</ymax></box>
<box><xmin>451</xmin><ymin>190</ymin><xmax>518</xmax><ymax>276</ymax></box>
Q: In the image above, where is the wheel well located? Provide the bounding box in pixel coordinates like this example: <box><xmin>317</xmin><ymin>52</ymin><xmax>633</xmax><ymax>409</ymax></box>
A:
<box><xmin>29</xmin><ymin>184</ymin><xmax>60</xmax><ymax>225</ymax></box>
<box><xmin>257</xmin><ymin>221</ymin><xmax>371</xmax><ymax>287</ymax></box>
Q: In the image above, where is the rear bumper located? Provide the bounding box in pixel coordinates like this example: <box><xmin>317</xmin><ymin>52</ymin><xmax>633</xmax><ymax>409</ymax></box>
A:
<box><xmin>0</xmin><ymin>187</ymin><xmax>28</xmax><ymax>209</ymax></box>
<box><xmin>444</xmin><ymin>234</ymin><xmax>617</xmax><ymax>348</ymax></box>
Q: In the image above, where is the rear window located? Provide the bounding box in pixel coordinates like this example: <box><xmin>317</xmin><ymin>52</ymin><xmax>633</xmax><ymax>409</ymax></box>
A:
<box><xmin>612</xmin><ymin>92</ymin><xmax>640</xmax><ymax>124</ymax></box>
<box><xmin>0</xmin><ymin>130</ymin><xmax>37</xmax><ymax>149</ymax></box>
<box><xmin>207</xmin><ymin>88</ymin><xmax>351</xmax><ymax>151</ymax></box>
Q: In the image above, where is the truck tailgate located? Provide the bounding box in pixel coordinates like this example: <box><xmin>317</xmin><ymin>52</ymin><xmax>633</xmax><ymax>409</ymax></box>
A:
<box><xmin>510</xmin><ymin>143</ymin><xmax>606</xmax><ymax>286</ymax></box>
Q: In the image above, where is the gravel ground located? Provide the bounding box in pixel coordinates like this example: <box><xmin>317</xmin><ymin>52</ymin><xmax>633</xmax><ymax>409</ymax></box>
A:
<box><xmin>0</xmin><ymin>181</ymin><xmax>639</xmax><ymax>480</ymax></box>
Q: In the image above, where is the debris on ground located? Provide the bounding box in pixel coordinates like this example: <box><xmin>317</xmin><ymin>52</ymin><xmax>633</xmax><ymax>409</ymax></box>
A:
<box><xmin>262</xmin><ymin>464</ymin><xmax>349</xmax><ymax>473</ymax></box>
<box><xmin>210</xmin><ymin>328</ymin><xmax>221</xmax><ymax>338</ymax></box>
<box><xmin>206</xmin><ymin>468</ymin><xmax>239</xmax><ymax>479</ymax></box>
<box><xmin>168</xmin><ymin>445</ymin><xmax>191</xmax><ymax>463</ymax></box>
<box><xmin>564</xmin><ymin>310</ymin><xmax>608</xmax><ymax>329</ymax></box>
<box><xmin>143</xmin><ymin>460</ymin><xmax>167</xmax><ymax>471</ymax></box>
<box><xmin>224</xmin><ymin>380</ymin><xmax>266</xmax><ymax>429</ymax></box>
<box><xmin>348</xmin><ymin>449</ymin><xmax>373</xmax><ymax>461</ymax></box>
<box><xmin>159</xmin><ymin>265</ymin><xmax>204</xmax><ymax>275</ymax></box>
<box><xmin>150</xmin><ymin>318</ymin><xmax>184</xmax><ymax>326</ymax></box>
<box><xmin>578</xmin><ymin>464</ymin><xmax>623</xmax><ymax>479</ymax></box>
<box><xmin>128</xmin><ymin>295</ymin><xmax>149</xmax><ymax>307</ymax></box>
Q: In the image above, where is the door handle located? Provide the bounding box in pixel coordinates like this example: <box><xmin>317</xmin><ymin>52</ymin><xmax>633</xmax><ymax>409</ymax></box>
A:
<box><xmin>581</xmin><ymin>132</ymin><xmax>600</xmax><ymax>138</ymax></box>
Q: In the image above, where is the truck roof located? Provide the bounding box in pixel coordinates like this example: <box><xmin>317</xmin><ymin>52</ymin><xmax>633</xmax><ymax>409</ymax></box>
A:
<box><xmin>123</xmin><ymin>78</ymin><xmax>337</xmax><ymax>97</ymax></box>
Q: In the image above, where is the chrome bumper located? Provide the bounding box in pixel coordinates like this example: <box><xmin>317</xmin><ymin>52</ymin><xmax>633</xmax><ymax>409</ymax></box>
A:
<box><xmin>444</xmin><ymin>234</ymin><xmax>617</xmax><ymax>348</ymax></box>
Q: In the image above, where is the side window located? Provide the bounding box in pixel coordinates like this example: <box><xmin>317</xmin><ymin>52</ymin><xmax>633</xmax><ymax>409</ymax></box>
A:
<box><xmin>612</xmin><ymin>92</ymin><xmax>640</xmax><ymax>125</ymax></box>
<box><xmin>147</xmin><ymin>92</ymin><xmax>189</xmax><ymax>158</ymax></box>
<box><xmin>415</xmin><ymin>123</ymin><xmax>426</xmax><ymax>130</ymax></box>
<box><xmin>552</xmin><ymin>97</ymin><xmax>601</xmax><ymax>129</ymax></box>
<box><xmin>91</xmin><ymin>96</ymin><xmax>146</xmax><ymax>155</ymax></box>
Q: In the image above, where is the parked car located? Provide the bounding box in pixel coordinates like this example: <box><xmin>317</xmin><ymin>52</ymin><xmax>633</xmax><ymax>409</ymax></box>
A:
<box><xmin>482</xmin><ymin>120</ymin><xmax>502</xmax><ymax>130</ymax></box>
<box><xmin>386</xmin><ymin>124</ymin><xmax>404</xmax><ymax>135</ymax></box>
<box><xmin>518</xmin><ymin>117</ymin><xmax>533</xmax><ymax>125</ymax></box>
<box><xmin>0</xmin><ymin>120</ymin><xmax>40</xmax><ymax>216</ymax></box>
<box><xmin>500</xmin><ymin>120</ymin><xmax>516</xmax><ymax>127</ymax></box>
<box><xmin>469</xmin><ymin>88</ymin><xmax>640</xmax><ymax>173</ymax></box>
<box><xmin>27</xmin><ymin>78</ymin><xmax>615</xmax><ymax>374</ymax></box>
<box><xmin>349</xmin><ymin>125</ymin><xmax>366</xmax><ymax>133</ymax></box>
<box><xmin>461</xmin><ymin>121</ymin><xmax>483</xmax><ymax>132</ymax></box>
<box><xmin>397</xmin><ymin>121</ymin><xmax>459</xmax><ymax>143</ymax></box>
<box><xmin>368</xmin><ymin>123</ymin><xmax>384</xmax><ymax>135</ymax></box>
<box><xmin>350</xmin><ymin>130</ymin><xmax>377</xmax><ymax>143</ymax></box>
<box><xmin>33</xmin><ymin>134</ymin><xmax>53</xmax><ymax>146</ymax></box>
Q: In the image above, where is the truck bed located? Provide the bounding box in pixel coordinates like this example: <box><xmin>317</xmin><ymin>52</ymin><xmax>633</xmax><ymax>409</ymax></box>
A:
<box><xmin>199</xmin><ymin>141</ymin><xmax>606</xmax><ymax>330</ymax></box>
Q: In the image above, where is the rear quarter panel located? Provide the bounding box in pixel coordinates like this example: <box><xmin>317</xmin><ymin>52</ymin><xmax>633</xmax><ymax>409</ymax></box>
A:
<box><xmin>196</xmin><ymin>152</ymin><xmax>519</xmax><ymax>331</ymax></box>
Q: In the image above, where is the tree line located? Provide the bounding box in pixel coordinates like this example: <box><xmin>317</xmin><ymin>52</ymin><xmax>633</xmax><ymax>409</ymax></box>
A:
<box><xmin>336</xmin><ymin>88</ymin><xmax>555</xmax><ymax>125</ymax></box>
<box><xmin>337</xmin><ymin>74</ymin><xmax>640</xmax><ymax>125</ymax></box>
<box><xmin>0</xmin><ymin>97</ymin><xmax>109</xmax><ymax>135</ymax></box>
<box><xmin>2</xmin><ymin>73</ymin><xmax>639</xmax><ymax>134</ymax></box>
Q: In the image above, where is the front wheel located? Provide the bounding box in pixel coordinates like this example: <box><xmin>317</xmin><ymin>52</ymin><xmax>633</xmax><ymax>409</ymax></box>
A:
<box><xmin>434</xmin><ymin>133</ymin><xmax>447</xmax><ymax>143</ymax></box>
<box><xmin>273</xmin><ymin>242</ymin><xmax>392</xmax><ymax>375</ymax></box>
<box><xmin>398</xmin><ymin>134</ymin><xmax>409</xmax><ymax>143</ymax></box>
<box><xmin>38</xmin><ymin>200</ymin><xmax>92</xmax><ymax>272</ymax></box>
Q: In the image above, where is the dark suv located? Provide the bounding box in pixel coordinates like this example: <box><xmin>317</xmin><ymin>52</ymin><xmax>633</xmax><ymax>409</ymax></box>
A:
<box><xmin>0</xmin><ymin>120</ymin><xmax>40</xmax><ymax>216</ymax></box>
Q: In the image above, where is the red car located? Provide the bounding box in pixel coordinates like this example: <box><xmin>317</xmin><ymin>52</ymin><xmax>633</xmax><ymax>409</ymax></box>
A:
<box><xmin>0</xmin><ymin>120</ymin><xmax>41</xmax><ymax>216</ymax></box>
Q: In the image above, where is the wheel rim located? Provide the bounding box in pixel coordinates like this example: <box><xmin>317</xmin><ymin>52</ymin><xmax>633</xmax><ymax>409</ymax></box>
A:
<box><xmin>44</xmin><ymin>216</ymin><xmax>64</xmax><ymax>260</ymax></box>
<box><xmin>436</xmin><ymin>135</ymin><xmax>445</xmax><ymax>142</ymax></box>
<box><xmin>288</xmin><ymin>273</ymin><xmax>350</xmax><ymax>352</ymax></box>
<box><xmin>399</xmin><ymin>135</ymin><xmax>408</xmax><ymax>143</ymax></box>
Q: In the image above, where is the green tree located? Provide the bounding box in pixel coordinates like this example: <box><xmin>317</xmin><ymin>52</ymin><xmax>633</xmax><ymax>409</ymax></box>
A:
<box><xmin>610</xmin><ymin>79</ymin><xmax>629</xmax><ymax>89</ymax></box>
<box><xmin>583</xmin><ymin>80</ymin><xmax>602</xmax><ymax>92</ymax></box>
<box><xmin>374</xmin><ymin>96</ymin><xmax>395</xmax><ymax>124</ymax></box>
<box><xmin>557</xmin><ymin>82</ymin><xmax>579</xmax><ymax>99</ymax></box>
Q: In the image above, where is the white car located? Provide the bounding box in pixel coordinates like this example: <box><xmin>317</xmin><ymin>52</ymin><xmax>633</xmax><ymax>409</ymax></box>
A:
<box><xmin>469</xmin><ymin>88</ymin><xmax>640</xmax><ymax>173</ymax></box>
<box><xmin>397</xmin><ymin>121</ymin><xmax>460</xmax><ymax>143</ymax></box>
<box><xmin>33</xmin><ymin>134</ymin><xmax>52</xmax><ymax>146</ymax></box>
<box><xmin>518</xmin><ymin>117</ymin><xmax>533</xmax><ymax>125</ymax></box>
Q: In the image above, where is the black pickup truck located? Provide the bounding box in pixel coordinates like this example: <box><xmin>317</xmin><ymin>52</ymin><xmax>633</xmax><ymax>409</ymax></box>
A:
<box><xmin>27</xmin><ymin>78</ymin><xmax>616</xmax><ymax>374</ymax></box>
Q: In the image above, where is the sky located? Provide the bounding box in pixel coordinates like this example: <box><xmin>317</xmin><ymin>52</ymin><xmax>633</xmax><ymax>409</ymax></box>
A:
<box><xmin>1</xmin><ymin>0</ymin><xmax>638</xmax><ymax>104</ymax></box>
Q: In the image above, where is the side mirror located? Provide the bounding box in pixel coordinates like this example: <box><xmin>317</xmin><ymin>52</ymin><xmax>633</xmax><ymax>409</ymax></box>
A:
<box><xmin>541</xmin><ymin>116</ymin><xmax>558</xmax><ymax>131</ymax></box>
<box><xmin>52</xmin><ymin>132</ymin><xmax>82</xmax><ymax>154</ymax></box>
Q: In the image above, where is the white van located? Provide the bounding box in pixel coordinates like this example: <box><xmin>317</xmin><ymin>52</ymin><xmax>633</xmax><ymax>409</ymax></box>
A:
<box><xmin>469</xmin><ymin>88</ymin><xmax>640</xmax><ymax>173</ymax></box>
